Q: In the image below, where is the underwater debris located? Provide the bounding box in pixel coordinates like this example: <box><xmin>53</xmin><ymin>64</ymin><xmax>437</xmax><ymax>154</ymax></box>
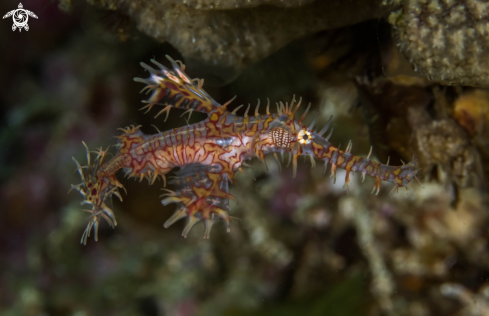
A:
<box><xmin>355</xmin><ymin>68</ymin><xmax>485</xmax><ymax>189</ymax></box>
<box><xmin>341</xmin><ymin>196</ymin><xmax>396</xmax><ymax>315</ymax></box>
<box><xmin>408</xmin><ymin>107</ymin><xmax>482</xmax><ymax>188</ymax></box>
<box><xmin>390</xmin><ymin>184</ymin><xmax>487</xmax><ymax>274</ymax></box>
<box><xmin>452</xmin><ymin>89</ymin><xmax>489</xmax><ymax>137</ymax></box>
<box><xmin>441</xmin><ymin>283</ymin><xmax>489</xmax><ymax>316</ymax></box>
<box><xmin>452</xmin><ymin>89</ymin><xmax>489</xmax><ymax>184</ymax></box>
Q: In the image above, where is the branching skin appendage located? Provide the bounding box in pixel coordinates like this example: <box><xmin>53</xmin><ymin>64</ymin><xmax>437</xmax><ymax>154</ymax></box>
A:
<box><xmin>70</xmin><ymin>56</ymin><xmax>421</xmax><ymax>244</ymax></box>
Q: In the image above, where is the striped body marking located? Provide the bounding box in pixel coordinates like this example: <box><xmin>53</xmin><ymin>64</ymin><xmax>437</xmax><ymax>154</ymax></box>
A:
<box><xmin>70</xmin><ymin>56</ymin><xmax>420</xmax><ymax>244</ymax></box>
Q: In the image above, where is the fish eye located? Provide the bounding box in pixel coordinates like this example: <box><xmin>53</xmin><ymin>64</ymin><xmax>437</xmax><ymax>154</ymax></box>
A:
<box><xmin>297</xmin><ymin>130</ymin><xmax>312</xmax><ymax>145</ymax></box>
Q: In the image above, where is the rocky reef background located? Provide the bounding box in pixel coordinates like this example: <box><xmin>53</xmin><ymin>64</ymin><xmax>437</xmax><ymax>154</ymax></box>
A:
<box><xmin>1</xmin><ymin>0</ymin><xmax>489</xmax><ymax>315</ymax></box>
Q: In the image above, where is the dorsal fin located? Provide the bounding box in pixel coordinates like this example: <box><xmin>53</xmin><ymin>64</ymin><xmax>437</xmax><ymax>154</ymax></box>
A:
<box><xmin>134</xmin><ymin>56</ymin><xmax>222</xmax><ymax>118</ymax></box>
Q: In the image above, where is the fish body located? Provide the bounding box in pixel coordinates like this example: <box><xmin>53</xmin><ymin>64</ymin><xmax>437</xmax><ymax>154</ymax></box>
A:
<box><xmin>71</xmin><ymin>56</ymin><xmax>420</xmax><ymax>244</ymax></box>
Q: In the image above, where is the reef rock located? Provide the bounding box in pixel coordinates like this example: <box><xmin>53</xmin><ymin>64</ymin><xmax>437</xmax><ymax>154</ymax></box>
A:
<box><xmin>390</xmin><ymin>0</ymin><xmax>489</xmax><ymax>87</ymax></box>
<box><xmin>82</xmin><ymin>0</ymin><xmax>387</xmax><ymax>81</ymax></box>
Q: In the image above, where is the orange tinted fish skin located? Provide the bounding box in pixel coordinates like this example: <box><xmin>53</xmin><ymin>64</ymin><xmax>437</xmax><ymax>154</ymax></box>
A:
<box><xmin>71</xmin><ymin>56</ymin><xmax>420</xmax><ymax>243</ymax></box>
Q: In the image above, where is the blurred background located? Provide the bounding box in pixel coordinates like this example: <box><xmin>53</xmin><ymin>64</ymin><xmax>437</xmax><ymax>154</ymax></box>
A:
<box><xmin>1</xmin><ymin>0</ymin><xmax>489</xmax><ymax>315</ymax></box>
